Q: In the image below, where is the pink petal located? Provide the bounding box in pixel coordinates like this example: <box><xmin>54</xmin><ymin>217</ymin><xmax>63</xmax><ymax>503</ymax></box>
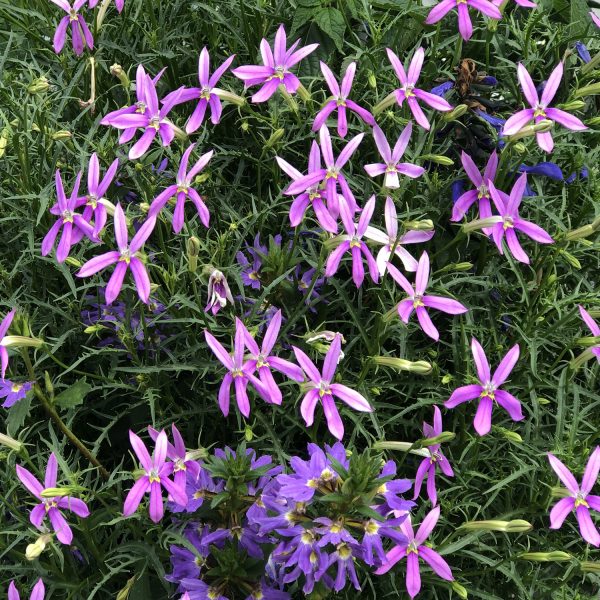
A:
<box><xmin>422</xmin><ymin>295</ymin><xmax>468</xmax><ymax>315</ymax></box>
<box><xmin>576</xmin><ymin>505</ymin><xmax>600</xmax><ymax>546</ymax></box>
<box><xmin>330</xmin><ymin>383</ymin><xmax>372</xmax><ymax>412</ymax></box>
<box><xmin>540</xmin><ymin>61</ymin><xmax>563</xmax><ymax>107</ymax></box>
<box><xmin>494</xmin><ymin>389</ymin><xmax>524</xmax><ymax>422</ymax></box>
<box><xmin>549</xmin><ymin>497</ymin><xmax>575</xmax><ymax>529</ymax></box>
<box><xmin>419</xmin><ymin>546</ymin><xmax>453</xmax><ymax>581</ymax></box>
<box><xmin>300</xmin><ymin>389</ymin><xmax>319</xmax><ymax>426</ymax></box>
<box><xmin>406</xmin><ymin>551</ymin><xmax>421</xmax><ymax>598</ymax></box>
<box><xmin>581</xmin><ymin>447</ymin><xmax>600</xmax><ymax>495</ymax></box>
<box><xmin>491</xmin><ymin>343</ymin><xmax>520</xmax><ymax>386</ymax></box>
<box><xmin>471</xmin><ymin>338</ymin><xmax>491</xmax><ymax>383</ymax></box>
<box><xmin>322</xmin><ymin>393</ymin><xmax>344</xmax><ymax>440</ymax></box>
<box><xmin>446</xmin><ymin>384</ymin><xmax>483</xmax><ymax>408</ymax></box>
<box><xmin>416</xmin><ymin>306</ymin><xmax>439</xmax><ymax>341</ymax></box>
<box><xmin>473</xmin><ymin>396</ymin><xmax>493</xmax><ymax>436</ymax></box>
<box><xmin>547</xmin><ymin>453</ymin><xmax>580</xmax><ymax>494</ymax></box>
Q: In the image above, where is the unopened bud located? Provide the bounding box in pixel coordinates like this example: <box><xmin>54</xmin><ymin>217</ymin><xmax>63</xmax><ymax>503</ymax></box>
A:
<box><xmin>0</xmin><ymin>432</ymin><xmax>23</xmax><ymax>452</ymax></box>
<box><xmin>194</xmin><ymin>172</ymin><xmax>210</xmax><ymax>185</ymax></box>
<box><xmin>419</xmin><ymin>431</ymin><xmax>455</xmax><ymax>447</ymax></box>
<box><xmin>441</xmin><ymin>374</ymin><xmax>453</xmax><ymax>384</ymax></box>
<box><xmin>0</xmin><ymin>335</ymin><xmax>44</xmax><ymax>349</ymax></box>
<box><xmin>84</xmin><ymin>324</ymin><xmax>106</xmax><ymax>334</ymax></box>
<box><xmin>557</xmin><ymin>100</ymin><xmax>586</xmax><ymax>111</ymax></box>
<box><xmin>65</xmin><ymin>257</ymin><xmax>82</xmax><ymax>268</ymax></box>
<box><xmin>40</xmin><ymin>487</ymin><xmax>75</xmax><ymax>498</ymax></box>
<box><xmin>520</xmin><ymin>551</ymin><xmax>571</xmax><ymax>562</ymax></box>
<box><xmin>110</xmin><ymin>64</ymin><xmax>130</xmax><ymax>88</ymax></box>
<box><xmin>214</xmin><ymin>89</ymin><xmax>245</xmax><ymax>106</ymax></box>
<box><xmin>27</xmin><ymin>76</ymin><xmax>50</xmax><ymax>94</ymax></box>
<box><xmin>559</xmin><ymin>250</ymin><xmax>581</xmax><ymax>269</ymax></box>
<box><xmin>371</xmin><ymin>440</ymin><xmax>430</xmax><ymax>457</ymax></box>
<box><xmin>265</xmin><ymin>128</ymin><xmax>285</xmax><ymax>149</ymax></box>
<box><xmin>372</xmin><ymin>356</ymin><xmax>432</xmax><ymax>375</ymax></box>
<box><xmin>368</xmin><ymin>71</ymin><xmax>377</xmax><ymax>89</ymax></box>
<box><xmin>296</xmin><ymin>83</ymin><xmax>311</xmax><ymax>103</ymax></box>
<box><xmin>52</xmin><ymin>130</ymin><xmax>72</xmax><ymax>141</ymax></box>
<box><xmin>570</xmin><ymin>348</ymin><xmax>596</xmax><ymax>370</ymax></box>
<box><xmin>244</xmin><ymin>424</ymin><xmax>253</xmax><ymax>442</ymax></box>
<box><xmin>463</xmin><ymin>216</ymin><xmax>503</xmax><ymax>233</ymax></box>
<box><xmin>575</xmin><ymin>335</ymin><xmax>600</xmax><ymax>348</ymax></box>
<box><xmin>566</xmin><ymin>216</ymin><xmax>600</xmax><ymax>241</ymax></box>
<box><xmin>451</xmin><ymin>582</ymin><xmax>468</xmax><ymax>599</ymax></box>
<box><xmin>44</xmin><ymin>371</ymin><xmax>54</xmax><ymax>398</ymax></box>
<box><xmin>404</xmin><ymin>219</ymin><xmax>434</xmax><ymax>231</ymax></box>
<box><xmin>0</xmin><ymin>133</ymin><xmax>8</xmax><ymax>158</ymax></box>
<box><xmin>587</xmin><ymin>116</ymin><xmax>600</xmax><ymax>126</ymax></box>
<box><xmin>574</xmin><ymin>83</ymin><xmax>600</xmax><ymax>98</ymax></box>
<box><xmin>279</xmin><ymin>86</ymin><xmax>299</xmax><ymax>113</ymax></box>
<box><xmin>373</xmin><ymin>92</ymin><xmax>397</xmax><ymax>116</ymax></box>
<box><xmin>241</xmin><ymin>121</ymin><xmax>250</xmax><ymax>132</ymax></box>
<box><xmin>462</xmin><ymin>519</ymin><xmax>532</xmax><ymax>533</ymax></box>
<box><xmin>442</xmin><ymin>104</ymin><xmax>468</xmax><ymax>121</ymax></box>
<box><xmin>116</xmin><ymin>575</ymin><xmax>137</xmax><ymax>600</ymax></box>
<box><xmin>420</xmin><ymin>154</ymin><xmax>454</xmax><ymax>166</ymax></box>
<box><xmin>513</xmin><ymin>142</ymin><xmax>527</xmax><ymax>154</ymax></box>
<box><xmin>438</xmin><ymin>262</ymin><xmax>472</xmax><ymax>273</ymax></box>
<box><xmin>500</xmin><ymin>429</ymin><xmax>523</xmax><ymax>443</ymax></box>
<box><xmin>25</xmin><ymin>533</ymin><xmax>53</xmax><ymax>560</ymax></box>
<box><xmin>580</xmin><ymin>561</ymin><xmax>600</xmax><ymax>573</ymax></box>
<box><xmin>506</xmin><ymin>119</ymin><xmax>553</xmax><ymax>142</ymax></box>
<box><xmin>187</xmin><ymin>236</ymin><xmax>201</xmax><ymax>273</ymax></box>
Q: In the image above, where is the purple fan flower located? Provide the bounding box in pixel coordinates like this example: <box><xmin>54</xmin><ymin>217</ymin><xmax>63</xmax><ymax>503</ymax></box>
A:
<box><xmin>579</xmin><ymin>306</ymin><xmax>600</xmax><ymax>363</ymax></box>
<box><xmin>445</xmin><ymin>337</ymin><xmax>523</xmax><ymax>435</ymax></box>
<box><xmin>148</xmin><ymin>143</ymin><xmax>213</xmax><ymax>231</ymax></box>
<box><xmin>8</xmin><ymin>579</ymin><xmax>45</xmax><ymax>600</ymax></box>
<box><xmin>425</xmin><ymin>0</ymin><xmax>502</xmax><ymax>41</ymax></box>
<box><xmin>232</xmin><ymin>24</ymin><xmax>318</xmax><ymax>103</ymax></box>
<box><xmin>375</xmin><ymin>506</ymin><xmax>454</xmax><ymax>598</ymax></box>
<box><xmin>312</xmin><ymin>62</ymin><xmax>375</xmax><ymax>137</ymax></box>
<box><xmin>361</xmin><ymin>515</ymin><xmax>408</xmax><ymax>566</ymax></box>
<box><xmin>502</xmin><ymin>62</ymin><xmax>587</xmax><ymax>153</ymax></box>
<box><xmin>0</xmin><ymin>309</ymin><xmax>16</xmax><ymax>379</ymax></box>
<box><xmin>205</xmin><ymin>269</ymin><xmax>234</xmax><ymax>315</ymax></box>
<box><xmin>50</xmin><ymin>0</ymin><xmax>93</xmax><ymax>56</ymax></box>
<box><xmin>548</xmin><ymin>448</ymin><xmax>600</xmax><ymax>546</ymax></box>
<box><xmin>488</xmin><ymin>174</ymin><xmax>554</xmax><ymax>264</ymax></box>
<box><xmin>292</xmin><ymin>333</ymin><xmax>372</xmax><ymax>440</ymax></box>
<box><xmin>364</xmin><ymin>197</ymin><xmax>434</xmax><ymax>275</ymax></box>
<box><xmin>284</xmin><ymin>125</ymin><xmax>364</xmax><ymax>218</ymax></box>
<box><xmin>103</xmin><ymin>72</ymin><xmax>182</xmax><ymax>159</ymax></box>
<box><xmin>0</xmin><ymin>380</ymin><xmax>33</xmax><ymax>408</ymax></box>
<box><xmin>242</xmin><ymin>309</ymin><xmax>304</xmax><ymax>405</ymax></box>
<box><xmin>123</xmin><ymin>429</ymin><xmax>187</xmax><ymax>523</ymax></box>
<box><xmin>277</xmin><ymin>141</ymin><xmax>338</xmax><ymax>233</ymax></box>
<box><xmin>77</xmin><ymin>204</ymin><xmax>156</xmax><ymax>305</ymax></box>
<box><xmin>387</xmin><ymin>252</ymin><xmax>468</xmax><ymax>341</ymax></box>
<box><xmin>413</xmin><ymin>406</ymin><xmax>454</xmax><ymax>506</ymax></box>
<box><xmin>325</xmin><ymin>195</ymin><xmax>379</xmax><ymax>287</ymax></box>
<box><xmin>386</xmin><ymin>47</ymin><xmax>453</xmax><ymax>130</ymax></box>
<box><xmin>376</xmin><ymin>460</ymin><xmax>415</xmax><ymax>515</ymax></box>
<box><xmin>180</xmin><ymin>580</ymin><xmax>229</xmax><ymax>600</ymax></box>
<box><xmin>16</xmin><ymin>453</ymin><xmax>90</xmax><ymax>544</ymax></box>
<box><xmin>204</xmin><ymin>321</ymin><xmax>271</xmax><ymax>418</ymax></box>
<box><xmin>42</xmin><ymin>170</ymin><xmax>97</xmax><ymax>263</ymax></box>
<box><xmin>75</xmin><ymin>153</ymin><xmax>119</xmax><ymax>237</ymax></box>
<box><xmin>364</xmin><ymin>122</ymin><xmax>425</xmax><ymax>188</ymax></box>
<box><xmin>88</xmin><ymin>0</ymin><xmax>124</xmax><ymax>11</ymax></box>
<box><xmin>318</xmin><ymin>542</ymin><xmax>361</xmax><ymax>592</ymax></box>
<box><xmin>163</xmin><ymin>47</ymin><xmax>236</xmax><ymax>133</ymax></box>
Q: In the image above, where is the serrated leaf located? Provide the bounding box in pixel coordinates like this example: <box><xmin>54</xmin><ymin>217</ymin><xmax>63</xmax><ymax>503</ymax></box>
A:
<box><xmin>313</xmin><ymin>7</ymin><xmax>346</xmax><ymax>52</ymax></box>
<box><xmin>291</xmin><ymin>6</ymin><xmax>316</xmax><ymax>36</ymax></box>
<box><xmin>7</xmin><ymin>393</ymin><xmax>32</xmax><ymax>436</ymax></box>
<box><xmin>53</xmin><ymin>378</ymin><xmax>91</xmax><ymax>409</ymax></box>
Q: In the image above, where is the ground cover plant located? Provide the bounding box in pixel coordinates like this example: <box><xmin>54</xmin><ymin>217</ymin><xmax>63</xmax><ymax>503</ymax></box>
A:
<box><xmin>0</xmin><ymin>0</ymin><xmax>599</xmax><ymax>598</ymax></box>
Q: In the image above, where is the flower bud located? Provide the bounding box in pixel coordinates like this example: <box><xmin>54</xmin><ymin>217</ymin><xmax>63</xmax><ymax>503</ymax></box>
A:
<box><xmin>0</xmin><ymin>335</ymin><xmax>44</xmax><ymax>349</ymax></box>
<box><xmin>0</xmin><ymin>432</ymin><xmax>23</xmax><ymax>452</ymax></box>
<box><xmin>513</xmin><ymin>142</ymin><xmax>527</xmax><ymax>154</ymax></box>
<box><xmin>463</xmin><ymin>216</ymin><xmax>503</xmax><ymax>233</ymax></box>
<box><xmin>65</xmin><ymin>257</ymin><xmax>82</xmax><ymax>268</ymax></box>
<box><xmin>44</xmin><ymin>371</ymin><xmax>54</xmax><ymax>398</ymax></box>
<box><xmin>505</xmin><ymin>119</ymin><xmax>553</xmax><ymax>142</ymax></box>
<box><xmin>587</xmin><ymin>116</ymin><xmax>600</xmax><ymax>126</ymax></box>
<box><xmin>420</xmin><ymin>154</ymin><xmax>454</xmax><ymax>166</ymax></box>
<box><xmin>265</xmin><ymin>128</ymin><xmax>285</xmax><ymax>149</ymax></box>
<box><xmin>305</xmin><ymin>331</ymin><xmax>345</xmax><ymax>344</ymax></box>
<box><xmin>244</xmin><ymin>424</ymin><xmax>253</xmax><ymax>442</ymax></box>
<box><xmin>451</xmin><ymin>582</ymin><xmax>468</xmax><ymax>599</ymax></box>
<box><xmin>500</xmin><ymin>429</ymin><xmax>523</xmax><ymax>443</ymax></box>
<box><xmin>373</xmin><ymin>92</ymin><xmax>397</xmax><ymax>116</ymax></box>
<box><xmin>419</xmin><ymin>431</ymin><xmax>455</xmax><ymax>447</ymax></box>
<box><xmin>575</xmin><ymin>335</ymin><xmax>600</xmax><ymax>348</ymax></box>
<box><xmin>214</xmin><ymin>89</ymin><xmax>245</xmax><ymax>106</ymax></box>
<box><xmin>0</xmin><ymin>131</ymin><xmax>8</xmax><ymax>158</ymax></box>
<box><xmin>557</xmin><ymin>100</ymin><xmax>586</xmax><ymax>110</ymax></box>
<box><xmin>438</xmin><ymin>262</ymin><xmax>473</xmax><ymax>273</ymax></box>
<box><xmin>372</xmin><ymin>356</ymin><xmax>432</xmax><ymax>375</ymax></box>
<box><xmin>581</xmin><ymin>52</ymin><xmax>600</xmax><ymax>75</ymax></box>
<box><xmin>52</xmin><ymin>130</ymin><xmax>72</xmax><ymax>141</ymax></box>
<box><xmin>442</xmin><ymin>104</ymin><xmax>468</xmax><ymax>121</ymax></box>
<box><xmin>580</xmin><ymin>561</ymin><xmax>600</xmax><ymax>573</ymax></box>
<box><xmin>574</xmin><ymin>83</ymin><xmax>600</xmax><ymax>98</ymax></box>
<box><xmin>441</xmin><ymin>374</ymin><xmax>453</xmax><ymax>384</ymax></box>
<box><xmin>519</xmin><ymin>551</ymin><xmax>571</xmax><ymax>562</ymax></box>
<box><xmin>296</xmin><ymin>83</ymin><xmax>311</xmax><ymax>103</ymax></box>
<box><xmin>110</xmin><ymin>63</ymin><xmax>130</xmax><ymax>88</ymax></box>
<box><xmin>25</xmin><ymin>533</ymin><xmax>52</xmax><ymax>561</ymax></box>
<box><xmin>27</xmin><ymin>76</ymin><xmax>50</xmax><ymax>94</ymax></box>
<box><xmin>570</xmin><ymin>348</ymin><xmax>596</xmax><ymax>370</ymax></box>
<box><xmin>40</xmin><ymin>487</ymin><xmax>75</xmax><ymax>498</ymax></box>
<box><xmin>368</xmin><ymin>71</ymin><xmax>377</xmax><ymax>89</ymax></box>
<box><xmin>372</xmin><ymin>440</ymin><xmax>430</xmax><ymax>457</ymax></box>
<box><xmin>84</xmin><ymin>323</ymin><xmax>106</xmax><ymax>334</ymax></box>
<box><xmin>187</xmin><ymin>236</ymin><xmax>201</xmax><ymax>273</ymax></box>
<box><xmin>566</xmin><ymin>216</ymin><xmax>600</xmax><ymax>241</ymax></box>
<box><xmin>241</xmin><ymin>120</ymin><xmax>250</xmax><ymax>132</ymax></box>
<box><xmin>537</xmin><ymin>397</ymin><xmax>550</xmax><ymax>405</ymax></box>
<box><xmin>116</xmin><ymin>576</ymin><xmax>137</xmax><ymax>600</ymax></box>
<box><xmin>561</xmin><ymin>248</ymin><xmax>583</xmax><ymax>269</ymax></box>
<box><xmin>279</xmin><ymin>86</ymin><xmax>299</xmax><ymax>113</ymax></box>
<box><xmin>404</xmin><ymin>219</ymin><xmax>434</xmax><ymax>231</ymax></box>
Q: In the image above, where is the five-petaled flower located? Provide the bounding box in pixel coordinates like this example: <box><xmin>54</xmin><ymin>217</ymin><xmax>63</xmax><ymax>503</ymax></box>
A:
<box><xmin>445</xmin><ymin>338</ymin><xmax>523</xmax><ymax>435</ymax></box>
<box><xmin>579</xmin><ymin>306</ymin><xmax>600</xmax><ymax>363</ymax></box>
<box><xmin>425</xmin><ymin>0</ymin><xmax>502</xmax><ymax>42</ymax></box>
<box><xmin>387</xmin><ymin>252</ymin><xmax>468</xmax><ymax>341</ymax></box>
<box><xmin>547</xmin><ymin>447</ymin><xmax>600</xmax><ymax>547</ymax></box>
<box><xmin>89</xmin><ymin>0</ymin><xmax>124</xmax><ymax>11</ymax></box>
<box><xmin>8</xmin><ymin>579</ymin><xmax>45</xmax><ymax>600</ymax></box>
<box><xmin>50</xmin><ymin>0</ymin><xmax>93</xmax><ymax>56</ymax></box>
<box><xmin>502</xmin><ymin>62</ymin><xmax>587</xmax><ymax>153</ymax></box>
<box><xmin>387</xmin><ymin>47</ymin><xmax>453</xmax><ymax>129</ymax></box>
<box><xmin>292</xmin><ymin>333</ymin><xmax>372</xmax><ymax>440</ymax></box>
<box><xmin>16</xmin><ymin>452</ymin><xmax>90</xmax><ymax>544</ymax></box>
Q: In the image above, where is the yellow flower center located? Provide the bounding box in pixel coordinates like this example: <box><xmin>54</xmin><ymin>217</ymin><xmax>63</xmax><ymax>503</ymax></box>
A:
<box><xmin>11</xmin><ymin>383</ymin><xmax>23</xmax><ymax>393</ymax></box>
<box><xmin>119</xmin><ymin>249</ymin><xmax>131</xmax><ymax>264</ymax></box>
<box><xmin>62</xmin><ymin>210</ymin><xmax>74</xmax><ymax>224</ymax></box>
<box><xmin>149</xmin><ymin>116</ymin><xmax>160</xmax><ymax>131</ymax></box>
<box><xmin>69</xmin><ymin>8</ymin><xmax>78</xmax><ymax>21</ymax></box>
<box><xmin>407</xmin><ymin>541</ymin><xmax>419</xmax><ymax>555</ymax></box>
<box><xmin>503</xmin><ymin>216</ymin><xmax>514</xmax><ymax>231</ymax></box>
<box><xmin>412</xmin><ymin>294</ymin><xmax>425</xmax><ymax>308</ymax></box>
<box><xmin>534</xmin><ymin>107</ymin><xmax>546</xmax><ymax>118</ymax></box>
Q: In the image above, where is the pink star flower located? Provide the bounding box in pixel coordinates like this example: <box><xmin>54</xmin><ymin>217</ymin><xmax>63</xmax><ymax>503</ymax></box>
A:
<box><xmin>425</xmin><ymin>0</ymin><xmax>502</xmax><ymax>41</ymax></box>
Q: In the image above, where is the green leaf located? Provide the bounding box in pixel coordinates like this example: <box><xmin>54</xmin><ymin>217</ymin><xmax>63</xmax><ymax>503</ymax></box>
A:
<box><xmin>53</xmin><ymin>378</ymin><xmax>91</xmax><ymax>410</ymax></box>
<box><xmin>7</xmin><ymin>393</ymin><xmax>32</xmax><ymax>436</ymax></box>
<box><xmin>569</xmin><ymin>0</ymin><xmax>591</xmax><ymax>37</ymax></box>
<box><xmin>313</xmin><ymin>7</ymin><xmax>346</xmax><ymax>52</ymax></box>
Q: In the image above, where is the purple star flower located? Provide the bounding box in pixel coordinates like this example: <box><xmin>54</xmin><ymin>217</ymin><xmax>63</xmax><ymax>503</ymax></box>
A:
<box><xmin>312</xmin><ymin>62</ymin><xmax>375</xmax><ymax>137</ymax></box>
<box><xmin>548</xmin><ymin>448</ymin><xmax>600</xmax><ymax>546</ymax></box>
<box><xmin>488</xmin><ymin>174</ymin><xmax>554</xmax><ymax>264</ymax></box>
<box><xmin>387</xmin><ymin>252</ymin><xmax>468</xmax><ymax>341</ymax></box>
<box><xmin>445</xmin><ymin>337</ymin><xmax>523</xmax><ymax>435</ymax></box>
<box><xmin>205</xmin><ymin>269</ymin><xmax>234</xmax><ymax>315</ymax></box>
<box><xmin>42</xmin><ymin>170</ymin><xmax>97</xmax><ymax>263</ymax></box>
<box><xmin>375</xmin><ymin>506</ymin><xmax>454</xmax><ymax>598</ymax></box>
<box><xmin>162</xmin><ymin>47</ymin><xmax>236</xmax><ymax>132</ymax></box>
<box><xmin>148</xmin><ymin>143</ymin><xmax>213</xmax><ymax>231</ymax></box>
<box><xmin>292</xmin><ymin>333</ymin><xmax>372</xmax><ymax>440</ymax></box>
<box><xmin>123</xmin><ymin>429</ymin><xmax>187</xmax><ymax>523</ymax></box>
<box><xmin>425</xmin><ymin>0</ymin><xmax>502</xmax><ymax>41</ymax></box>
<box><xmin>502</xmin><ymin>62</ymin><xmax>587</xmax><ymax>153</ymax></box>
<box><xmin>16</xmin><ymin>453</ymin><xmax>90</xmax><ymax>545</ymax></box>
<box><xmin>494</xmin><ymin>0</ymin><xmax>536</xmax><ymax>6</ymax></box>
<box><xmin>89</xmin><ymin>0</ymin><xmax>124</xmax><ymax>10</ymax></box>
<box><xmin>0</xmin><ymin>380</ymin><xmax>33</xmax><ymax>408</ymax></box>
<box><xmin>232</xmin><ymin>24</ymin><xmax>318</xmax><ymax>103</ymax></box>
<box><xmin>364</xmin><ymin>197</ymin><xmax>434</xmax><ymax>275</ymax></box>
<box><xmin>8</xmin><ymin>579</ymin><xmax>45</xmax><ymax>600</ymax></box>
<box><xmin>413</xmin><ymin>406</ymin><xmax>454</xmax><ymax>506</ymax></box>
<box><xmin>50</xmin><ymin>0</ymin><xmax>93</xmax><ymax>56</ymax></box>
<box><xmin>204</xmin><ymin>320</ymin><xmax>271</xmax><ymax>418</ymax></box>
<box><xmin>364</xmin><ymin>122</ymin><xmax>425</xmax><ymax>188</ymax></box>
<box><xmin>386</xmin><ymin>47</ymin><xmax>453</xmax><ymax>130</ymax></box>
<box><xmin>77</xmin><ymin>204</ymin><xmax>156</xmax><ymax>305</ymax></box>
<box><xmin>579</xmin><ymin>306</ymin><xmax>600</xmax><ymax>363</ymax></box>
<box><xmin>0</xmin><ymin>309</ymin><xmax>16</xmax><ymax>379</ymax></box>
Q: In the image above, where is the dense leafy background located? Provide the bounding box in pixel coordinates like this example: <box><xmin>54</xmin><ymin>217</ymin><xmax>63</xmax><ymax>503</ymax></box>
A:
<box><xmin>0</xmin><ymin>0</ymin><xmax>599</xmax><ymax>598</ymax></box>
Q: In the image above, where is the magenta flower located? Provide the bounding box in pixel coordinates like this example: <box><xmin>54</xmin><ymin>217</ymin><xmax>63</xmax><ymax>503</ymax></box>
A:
<box><xmin>42</xmin><ymin>170</ymin><xmax>97</xmax><ymax>263</ymax></box>
<box><xmin>364</xmin><ymin>122</ymin><xmax>425</xmax><ymax>188</ymax></box>
<box><xmin>204</xmin><ymin>321</ymin><xmax>271</xmax><ymax>418</ymax></box>
<box><xmin>123</xmin><ymin>430</ymin><xmax>187</xmax><ymax>523</ymax></box>
<box><xmin>163</xmin><ymin>47</ymin><xmax>236</xmax><ymax>133</ymax></box>
<box><xmin>148</xmin><ymin>144</ymin><xmax>213</xmax><ymax>232</ymax></box>
<box><xmin>103</xmin><ymin>72</ymin><xmax>182</xmax><ymax>159</ymax></box>
<box><xmin>502</xmin><ymin>62</ymin><xmax>587</xmax><ymax>153</ymax></box>
<box><xmin>50</xmin><ymin>0</ymin><xmax>93</xmax><ymax>56</ymax></box>
<box><xmin>387</xmin><ymin>252</ymin><xmax>468</xmax><ymax>341</ymax></box>
<box><xmin>16</xmin><ymin>453</ymin><xmax>90</xmax><ymax>545</ymax></box>
<box><xmin>285</xmin><ymin>125</ymin><xmax>364</xmax><ymax>218</ymax></box>
<box><xmin>445</xmin><ymin>338</ymin><xmax>522</xmax><ymax>435</ymax></box>
<box><xmin>325</xmin><ymin>195</ymin><xmax>379</xmax><ymax>288</ymax></box>
<box><xmin>292</xmin><ymin>333</ymin><xmax>372</xmax><ymax>440</ymax></box>
<box><xmin>488</xmin><ymin>174</ymin><xmax>554</xmax><ymax>264</ymax></box>
<box><xmin>493</xmin><ymin>0</ymin><xmax>536</xmax><ymax>6</ymax></box>
<box><xmin>413</xmin><ymin>406</ymin><xmax>454</xmax><ymax>506</ymax></box>
<box><xmin>241</xmin><ymin>309</ymin><xmax>304</xmax><ymax>405</ymax></box>
<box><xmin>232</xmin><ymin>24</ymin><xmax>318</xmax><ymax>103</ymax></box>
<box><xmin>387</xmin><ymin>47</ymin><xmax>453</xmax><ymax>130</ymax></box>
<box><xmin>312</xmin><ymin>61</ymin><xmax>375</xmax><ymax>137</ymax></box>
<box><xmin>88</xmin><ymin>0</ymin><xmax>124</xmax><ymax>13</ymax></box>
<box><xmin>548</xmin><ymin>448</ymin><xmax>600</xmax><ymax>547</ymax></box>
<box><xmin>75</xmin><ymin>153</ymin><xmax>119</xmax><ymax>237</ymax></box>
<box><xmin>375</xmin><ymin>506</ymin><xmax>454</xmax><ymax>598</ymax></box>
<box><xmin>77</xmin><ymin>204</ymin><xmax>156</xmax><ymax>305</ymax></box>
<box><xmin>205</xmin><ymin>269</ymin><xmax>234</xmax><ymax>315</ymax></box>
<box><xmin>425</xmin><ymin>0</ymin><xmax>502</xmax><ymax>41</ymax></box>
<box><xmin>8</xmin><ymin>579</ymin><xmax>45</xmax><ymax>600</ymax></box>
<box><xmin>0</xmin><ymin>309</ymin><xmax>16</xmax><ymax>379</ymax></box>
<box><xmin>592</xmin><ymin>11</ymin><xmax>600</xmax><ymax>28</ymax></box>
<box><xmin>579</xmin><ymin>306</ymin><xmax>600</xmax><ymax>363</ymax></box>
<box><xmin>364</xmin><ymin>197</ymin><xmax>434</xmax><ymax>275</ymax></box>
<box><xmin>277</xmin><ymin>141</ymin><xmax>339</xmax><ymax>233</ymax></box>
